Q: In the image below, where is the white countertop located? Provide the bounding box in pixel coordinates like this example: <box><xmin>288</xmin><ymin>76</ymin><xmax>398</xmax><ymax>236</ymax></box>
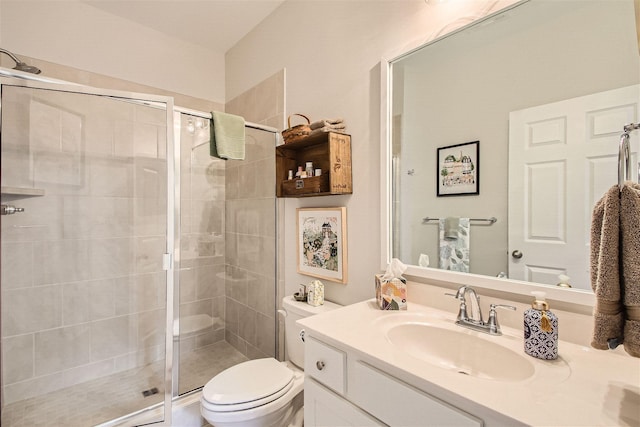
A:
<box><xmin>298</xmin><ymin>299</ymin><xmax>640</xmax><ymax>426</ymax></box>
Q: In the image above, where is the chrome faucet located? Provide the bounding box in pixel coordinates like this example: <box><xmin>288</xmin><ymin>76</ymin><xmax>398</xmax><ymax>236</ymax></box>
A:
<box><xmin>446</xmin><ymin>286</ymin><xmax>516</xmax><ymax>336</ymax></box>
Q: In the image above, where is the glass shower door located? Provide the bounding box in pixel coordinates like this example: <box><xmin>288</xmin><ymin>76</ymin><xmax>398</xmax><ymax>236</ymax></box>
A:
<box><xmin>0</xmin><ymin>80</ymin><xmax>174</xmax><ymax>427</ymax></box>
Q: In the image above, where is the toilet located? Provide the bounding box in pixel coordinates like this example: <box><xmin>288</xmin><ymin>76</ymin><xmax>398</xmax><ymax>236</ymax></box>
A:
<box><xmin>200</xmin><ymin>296</ymin><xmax>340</xmax><ymax>427</ymax></box>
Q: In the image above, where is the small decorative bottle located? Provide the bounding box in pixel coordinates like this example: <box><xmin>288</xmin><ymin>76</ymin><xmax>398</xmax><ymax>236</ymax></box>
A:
<box><xmin>305</xmin><ymin>161</ymin><xmax>314</xmax><ymax>177</ymax></box>
<box><xmin>524</xmin><ymin>291</ymin><xmax>558</xmax><ymax>360</ymax></box>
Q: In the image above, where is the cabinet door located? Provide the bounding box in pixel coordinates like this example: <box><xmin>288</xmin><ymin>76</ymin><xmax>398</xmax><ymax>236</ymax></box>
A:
<box><xmin>349</xmin><ymin>361</ymin><xmax>482</xmax><ymax>427</ymax></box>
<box><xmin>305</xmin><ymin>378</ymin><xmax>386</xmax><ymax>427</ymax></box>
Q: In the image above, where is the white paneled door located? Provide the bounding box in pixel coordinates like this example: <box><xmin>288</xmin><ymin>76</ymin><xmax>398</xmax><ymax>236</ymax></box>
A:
<box><xmin>509</xmin><ymin>85</ymin><xmax>639</xmax><ymax>289</ymax></box>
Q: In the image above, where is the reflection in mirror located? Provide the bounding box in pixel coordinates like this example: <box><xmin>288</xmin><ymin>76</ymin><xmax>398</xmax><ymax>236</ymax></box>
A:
<box><xmin>390</xmin><ymin>0</ymin><xmax>639</xmax><ymax>292</ymax></box>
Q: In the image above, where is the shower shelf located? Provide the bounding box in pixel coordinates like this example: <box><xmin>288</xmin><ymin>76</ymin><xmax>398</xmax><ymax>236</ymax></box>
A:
<box><xmin>1</xmin><ymin>186</ymin><xmax>45</xmax><ymax>198</ymax></box>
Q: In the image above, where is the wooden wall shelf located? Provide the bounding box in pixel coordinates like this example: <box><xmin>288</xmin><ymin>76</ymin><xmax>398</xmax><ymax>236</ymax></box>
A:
<box><xmin>276</xmin><ymin>132</ymin><xmax>352</xmax><ymax>198</ymax></box>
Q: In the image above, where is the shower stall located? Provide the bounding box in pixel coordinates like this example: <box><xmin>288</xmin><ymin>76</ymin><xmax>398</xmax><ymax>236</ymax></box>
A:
<box><xmin>0</xmin><ymin>74</ymin><xmax>278</xmax><ymax>426</ymax></box>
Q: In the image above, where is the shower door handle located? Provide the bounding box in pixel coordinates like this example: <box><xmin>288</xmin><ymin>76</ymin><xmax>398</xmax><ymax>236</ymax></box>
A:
<box><xmin>1</xmin><ymin>205</ymin><xmax>25</xmax><ymax>215</ymax></box>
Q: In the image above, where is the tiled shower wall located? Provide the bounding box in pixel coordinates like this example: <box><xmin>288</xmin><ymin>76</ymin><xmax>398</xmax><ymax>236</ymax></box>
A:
<box><xmin>0</xmin><ymin>58</ymin><xmax>283</xmax><ymax>406</ymax></box>
<box><xmin>224</xmin><ymin>70</ymin><xmax>284</xmax><ymax>359</ymax></box>
<box><xmin>177</xmin><ymin>116</ymin><xmax>227</xmax><ymax>358</ymax></box>
<box><xmin>1</xmin><ymin>87</ymin><xmax>169</xmax><ymax>404</ymax></box>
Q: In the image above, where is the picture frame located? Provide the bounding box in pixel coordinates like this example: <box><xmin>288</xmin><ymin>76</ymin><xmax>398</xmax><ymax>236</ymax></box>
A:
<box><xmin>297</xmin><ymin>207</ymin><xmax>347</xmax><ymax>283</ymax></box>
<box><xmin>437</xmin><ymin>140</ymin><xmax>480</xmax><ymax>197</ymax></box>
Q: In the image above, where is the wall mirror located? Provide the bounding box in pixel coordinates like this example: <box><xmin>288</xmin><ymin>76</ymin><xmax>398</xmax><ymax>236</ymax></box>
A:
<box><xmin>382</xmin><ymin>0</ymin><xmax>640</xmax><ymax>305</ymax></box>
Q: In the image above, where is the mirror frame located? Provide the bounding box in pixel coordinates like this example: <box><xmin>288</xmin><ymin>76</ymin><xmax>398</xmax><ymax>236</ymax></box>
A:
<box><xmin>379</xmin><ymin>0</ymin><xmax>595</xmax><ymax>308</ymax></box>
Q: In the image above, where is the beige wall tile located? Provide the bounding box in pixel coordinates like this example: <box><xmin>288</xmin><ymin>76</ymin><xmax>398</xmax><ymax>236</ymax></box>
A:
<box><xmin>225</xmin><ymin>329</ymin><xmax>246</xmax><ymax>356</ymax></box>
<box><xmin>62</xmin><ymin>282</ymin><xmax>91</xmax><ymax>326</ymax></box>
<box><xmin>237</xmin><ymin>305</ymin><xmax>257</xmax><ymax>345</ymax></box>
<box><xmin>114</xmin><ymin>276</ymin><xmax>135</xmax><ymax>316</ymax></box>
<box><xmin>225</xmin><ymin>265</ymin><xmax>248</xmax><ymax>305</ymax></box>
<box><xmin>2</xmin><ymin>285</ymin><xmax>62</xmax><ymax>336</ymax></box>
<box><xmin>194</xmin><ymin>329</ymin><xmax>225</xmax><ymax>348</ymax></box>
<box><xmin>88</xmin><ymin>156</ymin><xmax>134</xmax><ymax>198</ymax></box>
<box><xmin>2</xmin><ymin>370</ymin><xmax>66</xmax><ymax>404</ymax></box>
<box><xmin>2</xmin><ymin>334</ymin><xmax>34</xmax><ymax>384</ymax></box>
<box><xmin>135</xmin><ymin>236</ymin><xmax>165</xmax><ymax>274</ymax></box>
<box><xmin>1</xmin><ymin>241</ymin><xmax>33</xmax><ymax>289</ymax></box>
<box><xmin>224</xmin><ymin>298</ymin><xmax>240</xmax><ymax>336</ymax></box>
<box><xmin>255</xmin><ymin>312</ymin><xmax>276</xmax><ymax>357</ymax></box>
<box><xmin>179</xmin><ymin>268</ymin><xmax>197</xmax><ymax>304</ymax></box>
<box><xmin>35</xmin><ymin>324</ymin><xmax>91</xmax><ymax>376</ymax></box>
<box><xmin>135</xmin><ymin>272</ymin><xmax>166</xmax><ymax>312</ymax></box>
<box><xmin>247</xmin><ymin>272</ymin><xmax>276</xmax><ymax>317</ymax></box>
<box><xmin>88</xmin><ymin>279</ymin><xmax>118</xmax><ymax>321</ymax></box>
<box><xmin>64</xmin><ymin>359</ymin><xmax>115</xmax><ymax>388</ymax></box>
<box><xmin>91</xmin><ymin>316</ymin><xmax>136</xmax><ymax>360</ymax></box>
<box><xmin>91</xmin><ymin>237</ymin><xmax>135</xmax><ymax>279</ymax></box>
<box><xmin>195</xmin><ymin>264</ymin><xmax>225</xmax><ymax>300</ymax></box>
<box><xmin>137</xmin><ymin>309</ymin><xmax>165</xmax><ymax>350</ymax></box>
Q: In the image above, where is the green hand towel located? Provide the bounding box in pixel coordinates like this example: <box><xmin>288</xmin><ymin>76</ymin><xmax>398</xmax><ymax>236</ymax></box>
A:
<box><xmin>210</xmin><ymin>111</ymin><xmax>245</xmax><ymax>160</ymax></box>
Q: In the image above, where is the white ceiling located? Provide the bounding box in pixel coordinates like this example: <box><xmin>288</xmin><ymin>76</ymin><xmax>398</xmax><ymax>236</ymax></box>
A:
<box><xmin>83</xmin><ymin>0</ymin><xmax>285</xmax><ymax>54</ymax></box>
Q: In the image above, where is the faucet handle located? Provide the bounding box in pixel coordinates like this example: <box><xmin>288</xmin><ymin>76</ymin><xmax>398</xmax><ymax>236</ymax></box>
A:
<box><xmin>490</xmin><ymin>303</ymin><xmax>516</xmax><ymax>312</ymax></box>
<box><xmin>445</xmin><ymin>292</ymin><xmax>463</xmax><ymax>300</ymax></box>
<box><xmin>486</xmin><ymin>304</ymin><xmax>516</xmax><ymax>335</ymax></box>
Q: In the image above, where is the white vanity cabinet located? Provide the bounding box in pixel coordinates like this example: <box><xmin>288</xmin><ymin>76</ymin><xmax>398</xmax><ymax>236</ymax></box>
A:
<box><xmin>304</xmin><ymin>335</ymin><xmax>482</xmax><ymax>427</ymax></box>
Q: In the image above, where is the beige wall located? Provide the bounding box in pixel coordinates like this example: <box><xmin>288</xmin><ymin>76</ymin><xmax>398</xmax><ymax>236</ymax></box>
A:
<box><xmin>226</xmin><ymin>0</ymin><xmax>518</xmax><ymax>306</ymax></box>
<box><xmin>1</xmin><ymin>0</ymin><xmax>522</xmax><ymax>306</ymax></box>
<box><xmin>0</xmin><ymin>0</ymin><xmax>225</xmax><ymax>103</ymax></box>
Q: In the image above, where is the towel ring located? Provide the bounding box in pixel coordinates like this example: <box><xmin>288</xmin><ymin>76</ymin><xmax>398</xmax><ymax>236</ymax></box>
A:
<box><xmin>618</xmin><ymin>132</ymin><xmax>631</xmax><ymax>191</ymax></box>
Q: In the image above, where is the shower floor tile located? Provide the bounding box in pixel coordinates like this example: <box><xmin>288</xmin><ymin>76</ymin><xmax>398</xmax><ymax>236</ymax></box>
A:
<box><xmin>1</xmin><ymin>341</ymin><xmax>247</xmax><ymax>427</ymax></box>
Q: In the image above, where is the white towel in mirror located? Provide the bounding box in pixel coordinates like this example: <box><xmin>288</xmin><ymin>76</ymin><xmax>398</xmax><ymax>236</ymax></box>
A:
<box><xmin>438</xmin><ymin>218</ymin><xmax>470</xmax><ymax>272</ymax></box>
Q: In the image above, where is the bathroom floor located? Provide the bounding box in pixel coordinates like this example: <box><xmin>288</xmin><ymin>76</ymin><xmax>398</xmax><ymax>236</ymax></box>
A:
<box><xmin>1</xmin><ymin>341</ymin><xmax>247</xmax><ymax>427</ymax></box>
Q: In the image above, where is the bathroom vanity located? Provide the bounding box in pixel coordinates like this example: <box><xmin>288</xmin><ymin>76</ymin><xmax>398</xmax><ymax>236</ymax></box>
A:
<box><xmin>298</xmin><ymin>294</ymin><xmax>640</xmax><ymax>426</ymax></box>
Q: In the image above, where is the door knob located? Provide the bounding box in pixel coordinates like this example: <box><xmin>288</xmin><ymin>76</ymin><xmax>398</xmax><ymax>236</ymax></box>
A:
<box><xmin>511</xmin><ymin>250</ymin><xmax>523</xmax><ymax>259</ymax></box>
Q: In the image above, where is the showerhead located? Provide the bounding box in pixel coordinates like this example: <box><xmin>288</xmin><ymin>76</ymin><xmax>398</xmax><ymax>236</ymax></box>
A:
<box><xmin>0</xmin><ymin>48</ymin><xmax>41</xmax><ymax>74</ymax></box>
<box><xmin>13</xmin><ymin>62</ymin><xmax>42</xmax><ymax>74</ymax></box>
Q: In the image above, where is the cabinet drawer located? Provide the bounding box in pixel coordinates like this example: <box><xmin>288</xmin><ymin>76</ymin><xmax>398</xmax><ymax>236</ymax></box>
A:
<box><xmin>305</xmin><ymin>336</ymin><xmax>346</xmax><ymax>395</ymax></box>
<box><xmin>349</xmin><ymin>361</ymin><xmax>482</xmax><ymax>427</ymax></box>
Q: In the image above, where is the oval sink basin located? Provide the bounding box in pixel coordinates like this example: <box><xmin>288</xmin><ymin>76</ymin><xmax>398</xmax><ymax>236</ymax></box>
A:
<box><xmin>386</xmin><ymin>323</ymin><xmax>535</xmax><ymax>382</ymax></box>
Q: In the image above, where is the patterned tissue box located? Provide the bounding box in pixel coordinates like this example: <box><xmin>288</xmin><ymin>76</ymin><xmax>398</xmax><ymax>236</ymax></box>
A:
<box><xmin>375</xmin><ymin>274</ymin><xmax>407</xmax><ymax>310</ymax></box>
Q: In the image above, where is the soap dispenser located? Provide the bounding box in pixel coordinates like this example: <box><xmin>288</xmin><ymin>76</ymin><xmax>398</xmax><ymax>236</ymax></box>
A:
<box><xmin>524</xmin><ymin>291</ymin><xmax>558</xmax><ymax>360</ymax></box>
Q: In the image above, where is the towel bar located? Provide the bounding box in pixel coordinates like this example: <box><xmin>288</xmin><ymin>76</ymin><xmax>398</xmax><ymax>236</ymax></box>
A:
<box><xmin>422</xmin><ymin>216</ymin><xmax>497</xmax><ymax>225</ymax></box>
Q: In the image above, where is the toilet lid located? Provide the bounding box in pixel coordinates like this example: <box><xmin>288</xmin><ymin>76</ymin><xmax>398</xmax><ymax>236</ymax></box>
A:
<box><xmin>202</xmin><ymin>358</ymin><xmax>294</xmax><ymax>407</ymax></box>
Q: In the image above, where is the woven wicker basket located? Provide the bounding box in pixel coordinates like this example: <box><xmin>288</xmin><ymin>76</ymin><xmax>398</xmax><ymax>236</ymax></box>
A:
<box><xmin>282</xmin><ymin>114</ymin><xmax>311</xmax><ymax>144</ymax></box>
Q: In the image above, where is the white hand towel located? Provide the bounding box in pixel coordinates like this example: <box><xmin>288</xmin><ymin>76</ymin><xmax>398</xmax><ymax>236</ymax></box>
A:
<box><xmin>438</xmin><ymin>218</ymin><xmax>470</xmax><ymax>272</ymax></box>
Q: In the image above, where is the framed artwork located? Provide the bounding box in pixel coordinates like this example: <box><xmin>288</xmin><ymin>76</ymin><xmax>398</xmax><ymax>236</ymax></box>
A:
<box><xmin>297</xmin><ymin>207</ymin><xmax>347</xmax><ymax>283</ymax></box>
<box><xmin>437</xmin><ymin>140</ymin><xmax>480</xmax><ymax>197</ymax></box>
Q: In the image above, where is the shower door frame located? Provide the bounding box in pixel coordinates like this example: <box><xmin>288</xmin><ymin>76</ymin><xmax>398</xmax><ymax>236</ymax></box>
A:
<box><xmin>0</xmin><ymin>75</ymin><xmax>178</xmax><ymax>426</ymax></box>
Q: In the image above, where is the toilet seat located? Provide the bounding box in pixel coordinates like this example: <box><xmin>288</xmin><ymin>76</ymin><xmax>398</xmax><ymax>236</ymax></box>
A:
<box><xmin>202</xmin><ymin>358</ymin><xmax>294</xmax><ymax>412</ymax></box>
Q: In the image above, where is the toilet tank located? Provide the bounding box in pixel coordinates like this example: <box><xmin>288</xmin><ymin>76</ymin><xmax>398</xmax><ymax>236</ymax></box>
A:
<box><xmin>281</xmin><ymin>296</ymin><xmax>341</xmax><ymax>369</ymax></box>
